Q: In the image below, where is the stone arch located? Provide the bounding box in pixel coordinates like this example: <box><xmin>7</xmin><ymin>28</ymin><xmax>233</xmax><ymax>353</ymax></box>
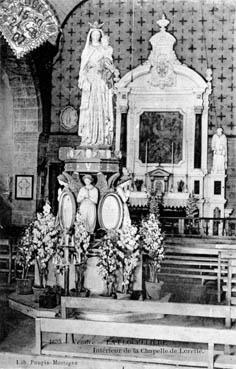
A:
<box><xmin>0</xmin><ymin>68</ymin><xmax>14</xmax><ymax>226</ymax></box>
<box><xmin>48</xmin><ymin>0</ymin><xmax>88</xmax><ymax>26</ymax></box>
<box><xmin>0</xmin><ymin>41</ymin><xmax>42</xmax><ymax>226</ymax></box>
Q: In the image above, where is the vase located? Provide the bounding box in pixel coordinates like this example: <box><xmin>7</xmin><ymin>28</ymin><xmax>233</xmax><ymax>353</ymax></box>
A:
<box><xmin>32</xmin><ymin>285</ymin><xmax>45</xmax><ymax>302</ymax></box>
<box><xmin>116</xmin><ymin>292</ymin><xmax>131</xmax><ymax>300</ymax></box>
<box><xmin>69</xmin><ymin>288</ymin><xmax>79</xmax><ymax>297</ymax></box>
<box><xmin>16</xmin><ymin>278</ymin><xmax>33</xmax><ymax>295</ymax></box>
<box><xmin>39</xmin><ymin>292</ymin><xmax>57</xmax><ymax>309</ymax></box>
<box><xmin>145</xmin><ymin>280</ymin><xmax>164</xmax><ymax>300</ymax></box>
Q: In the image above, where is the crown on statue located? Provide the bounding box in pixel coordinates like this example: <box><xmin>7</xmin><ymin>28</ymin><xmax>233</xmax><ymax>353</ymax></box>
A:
<box><xmin>88</xmin><ymin>21</ymin><xmax>104</xmax><ymax>30</ymax></box>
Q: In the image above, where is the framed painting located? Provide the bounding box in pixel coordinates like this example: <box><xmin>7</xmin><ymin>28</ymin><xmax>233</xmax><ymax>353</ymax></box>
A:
<box><xmin>58</xmin><ymin>189</ymin><xmax>76</xmax><ymax>231</ymax></box>
<box><xmin>98</xmin><ymin>192</ymin><xmax>123</xmax><ymax>230</ymax></box>
<box><xmin>15</xmin><ymin>175</ymin><xmax>34</xmax><ymax>200</ymax></box>
<box><xmin>139</xmin><ymin>111</ymin><xmax>183</xmax><ymax>164</ymax></box>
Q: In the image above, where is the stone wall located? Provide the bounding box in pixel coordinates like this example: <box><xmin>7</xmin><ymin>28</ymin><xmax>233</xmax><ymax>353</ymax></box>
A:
<box><xmin>0</xmin><ymin>42</ymin><xmax>42</xmax><ymax>226</ymax></box>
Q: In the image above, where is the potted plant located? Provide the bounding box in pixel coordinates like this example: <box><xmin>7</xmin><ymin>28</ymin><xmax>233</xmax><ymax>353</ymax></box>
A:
<box><xmin>140</xmin><ymin>213</ymin><xmax>165</xmax><ymax>300</ymax></box>
<box><xmin>116</xmin><ymin>221</ymin><xmax>140</xmax><ymax>298</ymax></box>
<box><xmin>16</xmin><ymin>222</ymin><xmax>35</xmax><ymax>294</ymax></box>
<box><xmin>97</xmin><ymin>230</ymin><xmax>120</xmax><ymax>297</ymax></box>
<box><xmin>31</xmin><ymin>202</ymin><xmax>60</xmax><ymax>301</ymax></box>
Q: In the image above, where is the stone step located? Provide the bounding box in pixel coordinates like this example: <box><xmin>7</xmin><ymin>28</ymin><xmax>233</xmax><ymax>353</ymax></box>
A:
<box><xmin>165</xmin><ymin>236</ymin><xmax>236</xmax><ymax>246</ymax></box>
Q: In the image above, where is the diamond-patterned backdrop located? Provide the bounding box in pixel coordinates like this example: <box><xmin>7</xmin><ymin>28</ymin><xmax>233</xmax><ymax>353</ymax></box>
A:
<box><xmin>50</xmin><ymin>0</ymin><xmax>236</xmax><ymax>206</ymax></box>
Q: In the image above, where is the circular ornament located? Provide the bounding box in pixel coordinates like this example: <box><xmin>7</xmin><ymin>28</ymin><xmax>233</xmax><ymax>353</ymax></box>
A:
<box><xmin>98</xmin><ymin>192</ymin><xmax>123</xmax><ymax>230</ymax></box>
<box><xmin>58</xmin><ymin>189</ymin><xmax>76</xmax><ymax>231</ymax></box>
<box><xmin>60</xmin><ymin>105</ymin><xmax>78</xmax><ymax>130</ymax></box>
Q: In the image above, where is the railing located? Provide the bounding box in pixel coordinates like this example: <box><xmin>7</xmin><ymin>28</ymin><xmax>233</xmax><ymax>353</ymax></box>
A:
<box><xmin>159</xmin><ymin>217</ymin><xmax>236</xmax><ymax>237</ymax></box>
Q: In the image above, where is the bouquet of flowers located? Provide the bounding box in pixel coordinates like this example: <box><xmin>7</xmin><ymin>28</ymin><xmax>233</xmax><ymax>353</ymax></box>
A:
<box><xmin>140</xmin><ymin>213</ymin><xmax>165</xmax><ymax>283</ymax></box>
<box><xmin>32</xmin><ymin>202</ymin><xmax>60</xmax><ymax>287</ymax></box>
<box><xmin>117</xmin><ymin>221</ymin><xmax>140</xmax><ymax>294</ymax></box>
<box><xmin>16</xmin><ymin>221</ymin><xmax>35</xmax><ymax>279</ymax></box>
<box><xmin>97</xmin><ymin>220</ymin><xmax>141</xmax><ymax>296</ymax></box>
<box><xmin>73</xmin><ymin>213</ymin><xmax>90</xmax><ymax>263</ymax></box>
<box><xmin>97</xmin><ymin>230</ymin><xmax>120</xmax><ymax>296</ymax></box>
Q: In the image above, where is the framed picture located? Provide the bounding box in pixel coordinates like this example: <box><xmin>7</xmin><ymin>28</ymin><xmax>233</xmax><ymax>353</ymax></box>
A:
<box><xmin>58</xmin><ymin>189</ymin><xmax>76</xmax><ymax>231</ymax></box>
<box><xmin>98</xmin><ymin>192</ymin><xmax>123</xmax><ymax>230</ymax></box>
<box><xmin>15</xmin><ymin>175</ymin><xmax>34</xmax><ymax>200</ymax></box>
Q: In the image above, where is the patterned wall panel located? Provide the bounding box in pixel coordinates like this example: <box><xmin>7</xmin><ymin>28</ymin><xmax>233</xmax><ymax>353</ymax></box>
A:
<box><xmin>50</xmin><ymin>0</ymin><xmax>236</xmax><ymax>208</ymax></box>
<box><xmin>51</xmin><ymin>0</ymin><xmax>236</xmax><ymax>136</ymax></box>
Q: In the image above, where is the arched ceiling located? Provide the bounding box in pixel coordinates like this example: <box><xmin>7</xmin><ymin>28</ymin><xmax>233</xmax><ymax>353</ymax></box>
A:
<box><xmin>48</xmin><ymin>0</ymin><xmax>88</xmax><ymax>26</ymax></box>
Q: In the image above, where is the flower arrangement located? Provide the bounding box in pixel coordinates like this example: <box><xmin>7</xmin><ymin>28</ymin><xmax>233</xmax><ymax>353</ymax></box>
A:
<box><xmin>140</xmin><ymin>213</ymin><xmax>165</xmax><ymax>283</ymax></box>
<box><xmin>16</xmin><ymin>221</ymin><xmax>35</xmax><ymax>280</ymax></box>
<box><xmin>117</xmin><ymin>221</ymin><xmax>140</xmax><ymax>294</ymax></box>
<box><xmin>97</xmin><ymin>220</ymin><xmax>140</xmax><ymax>296</ymax></box>
<box><xmin>97</xmin><ymin>230</ymin><xmax>121</xmax><ymax>296</ymax></box>
<box><xmin>31</xmin><ymin>202</ymin><xmax>60</xmax><ymax>287</ymax></box>
<box><xmin>52</xmin><ymin>213</ymin><xmax>91</xmax><ymax>293</ymax></box>
<box><xmin>73</xmin><ymin>213</ymin><xmax>90</xmax><ymax>263</ymax></box>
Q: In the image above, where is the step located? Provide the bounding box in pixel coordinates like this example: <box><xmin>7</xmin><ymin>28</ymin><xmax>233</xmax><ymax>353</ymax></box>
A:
<box><xmin>166</xmin><ymin>237</ymin><xmax>236</xmax><ymax>247</ymax></box>
<box><xmin>159</xmin><ymin>272</ymin><xmax>217</xmax><ymax>281</ymax></box>
<box><xmin>223</xmin><ymin>286</ymin><xmax>236</xmax><ymax>292</ymax></box>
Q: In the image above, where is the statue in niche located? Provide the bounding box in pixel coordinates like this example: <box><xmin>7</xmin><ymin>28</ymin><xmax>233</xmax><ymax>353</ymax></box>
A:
<box><xmin>177</xmin><ymin>180</ymin><xmax>185</xmax><ymax>193</ymax></box>
<box><xmin>211</xmin><ymin>127</ymin><xmax>227</xmax><ymax>173</ymax></box>
<box><xmin>77</xmin><ymin>174</ymin><xmax>99</xmax><ymax>233</ymax></box>
<box><xmin>78</xmin><ymin>22</ymin><xmax>118</xmax><ymax>147</ymax></box>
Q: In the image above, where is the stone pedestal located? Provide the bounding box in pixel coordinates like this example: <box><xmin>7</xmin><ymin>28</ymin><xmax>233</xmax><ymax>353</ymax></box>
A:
<box><xmin>84</xmin><ymin>256</ymin><xmax>106</xmax><ymax>295</ymax></box>
<box><xmin>59</xmin><ymin>147</ymin><xmax>120</xmax><ymax>174</ymax></box>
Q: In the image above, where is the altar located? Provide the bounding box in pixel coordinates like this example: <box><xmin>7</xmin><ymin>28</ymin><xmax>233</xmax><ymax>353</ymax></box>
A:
<box><xmin>114</xmin><ymin>15</ymin><xmax>228</xmax><ymax>221</ymax></box>
<box><xmin>54</xmin><ymin>14</ymin><xmax>230</xmax><ymax>228</ymax></box>
<box><xmin>44</xmin><ymin>14</ymin><xmax>233</xmax><ymax>297</ymax></box>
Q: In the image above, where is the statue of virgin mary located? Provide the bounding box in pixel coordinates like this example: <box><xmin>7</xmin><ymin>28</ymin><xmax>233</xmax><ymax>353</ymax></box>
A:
<box><xmin>78</xmin><ymin>22</ymin><xmax>115</xmax><ymax>147</ymax></box>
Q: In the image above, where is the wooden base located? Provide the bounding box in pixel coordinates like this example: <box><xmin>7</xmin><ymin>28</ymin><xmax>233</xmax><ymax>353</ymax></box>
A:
<box><xmin>8</xmin><ymin>292</ymin><xmax>59</xmax><ymax>318</ymax></box>
<box><xmin>8</xmin><ymin>292</ymin><xmax>169</xmax><ymax>321</ymax></box>
<box><xmin>78</xmin><ymin>310</ymin><xmax>163</xmax><ymax>322</ymax></box>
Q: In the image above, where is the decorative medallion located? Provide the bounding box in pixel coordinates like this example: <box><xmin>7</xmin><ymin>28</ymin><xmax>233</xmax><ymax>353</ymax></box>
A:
<box><xmin>58</xmin><ymin>189</ymin><xmax>76</xmax><ymax>231</ymax></box>
<box><xmin>150</xmin><ymin>55</ymin><xmax>175</xmax><ymax>89</ymax></box>
<box><xmin>60</xmin><ymin>106</ymin><xmax>78</xmax><ymax>130</ymax></box>
<box><xmin>148</xmin><ymin>15</ymin><xmax>178</xmax><ymax>89</ymax></box>
<box><xmin>98</xmin><ymin>192</ymin><xmax>123</xmax><ymax>230</ymax></box>
<box><xmin>0</xmin><ymin>0</ymin><xmax>59</xmax><ymax>58</ymax></box>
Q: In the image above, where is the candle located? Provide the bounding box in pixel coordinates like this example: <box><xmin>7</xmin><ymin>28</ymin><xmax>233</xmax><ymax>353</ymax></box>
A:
<box><xmin>171</xmin><ymin>141</ymin><xmax>174</xmax><ymax>189</ymax></box>
<box><xmin>145</xmin><ymin>139</ymin><xmax>149</xmax><ymax>186</ymax></box>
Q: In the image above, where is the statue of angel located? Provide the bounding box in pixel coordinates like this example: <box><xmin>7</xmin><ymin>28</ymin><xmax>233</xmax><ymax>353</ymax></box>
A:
<box><xmin>57</xmin><ymin>171</ymin><xmax>83</xmax><ymax>200</ymax></box>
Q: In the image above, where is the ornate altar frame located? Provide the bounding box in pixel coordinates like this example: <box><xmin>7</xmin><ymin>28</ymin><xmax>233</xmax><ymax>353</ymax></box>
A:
<box><xmin>115</xmin><ymin>15</ymin><xmax>227</xmax><ymax>219</ymax></box>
